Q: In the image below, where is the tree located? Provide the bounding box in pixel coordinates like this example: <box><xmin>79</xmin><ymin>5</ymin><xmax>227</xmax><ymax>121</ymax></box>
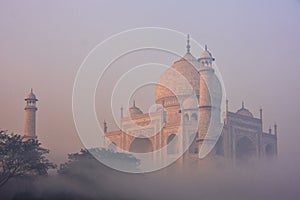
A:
<box><xmin>0</xmin><ymin>130</ymin><xmax>56</xmax><ymax>188</ymax></box>
<box><xmin>56</xmin><ymin>148</ymin><xmax>140</xmax><ymax>199</ymax></box>
<box><xmin>58</xmin><ymin>148</ymin><xmax>140</xmax><ymax>175</ymax></box>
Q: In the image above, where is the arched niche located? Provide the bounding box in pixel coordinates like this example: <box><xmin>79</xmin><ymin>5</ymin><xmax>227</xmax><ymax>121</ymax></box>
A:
<box><xmin>167</xmin><ymin>134</ymin><xmax>178</xmax><ymax>154</ymax></box>
<box><xmin>236</xmin><ymin>136</ymin><xmax>256</xmax><ymax>161</ymax></box>
<box><xmin>129</xmin><ymin>137</ymin><xmax>153</xmax><ymax>153</ymax></box>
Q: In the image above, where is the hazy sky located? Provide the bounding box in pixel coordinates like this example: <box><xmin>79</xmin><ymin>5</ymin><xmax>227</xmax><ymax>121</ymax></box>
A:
<box><xmin>0</xmin><ymin>0</ymin><xmax>300</xmax><ymax>164</ymax></box>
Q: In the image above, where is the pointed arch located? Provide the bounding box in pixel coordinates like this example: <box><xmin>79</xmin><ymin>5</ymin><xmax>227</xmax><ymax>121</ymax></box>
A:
<box><xmin>188</xmin><ymin>132</ymin><xmax>198</xmax><ymax>154</ymax></box>
<box><xmin>265</xmin><ymin>144</ymin><xmax>275</xmax><ymax>157</ymax></box>
<box><xmin>191</xmin><ymin>113</ymin><xmax>198</xmax><ymax>121</ymax></box>
<box><xmin>129</xmin><ymin>137</ymin><xmax>153</xmax><ymax>153</ymax></box>
<box><xmin>184</xmin><ymin>114</ymin><xmax>189</xmax><ymax>122</ymax></box>
<box><xmin>236</xmin><ymin>136</ymin><xmax>256</xmax><ymax>160</ymax></box>
<box><xmin>167</xmin><ymin>134</ymin><xmax>178</xmax><ymax>154</ymax></box>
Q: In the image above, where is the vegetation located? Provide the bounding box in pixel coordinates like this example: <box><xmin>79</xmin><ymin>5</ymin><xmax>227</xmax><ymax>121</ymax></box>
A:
<box><xmin>0</xmin><ymin>130</ymin><xmax>56</xmax><ymax>188</ymax></box>
<box><xmin>58</xmin><ymin>148</ymin><xmax>140</xmax><ymax>176</ymax></box>
<box><xmin>0</xmin><ymin>130</ymin><xmax>140</xmax><ymax>199</ymax></box>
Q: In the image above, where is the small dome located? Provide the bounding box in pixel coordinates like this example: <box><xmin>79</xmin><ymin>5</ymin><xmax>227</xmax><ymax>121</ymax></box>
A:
<box><xmin>182</xmin><ymin>97</ymin><xmax>198</xmax><ymax>110</ymax></box>
<box><xmin>25</xmin><ymin>89</ymin><xmax>37</xmax><ymax>100</ymax></box>
<box><xmin>236</xmin><ymin>103</ymin><xmax>253</xmax><ymax>117</ymax></box>
<box><xmin>155</xmin><ymin>53</ymin><xmax>200</xmax><ymax>104</ymax></box>
<box><xmin>128</xmin><ymin>101</ymin><xmax>143</xmax><ymax>116</ymax></box>
<box><xmin>129</xmin><ymin>106</ymin><xmax>143</xmax><ymax>115</ymax></box>
<box><xmin>199</xmin><ymin>50</ymin><xmax>212</xmax><ymax>59</ymax></box>
<box><xmin>199</xmin><ymin>45</ymin><xmax>214</xmax><ymax>60</ymax></box>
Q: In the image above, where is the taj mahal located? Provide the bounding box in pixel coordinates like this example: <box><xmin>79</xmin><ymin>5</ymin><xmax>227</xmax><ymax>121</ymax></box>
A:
<box><xmin>102</xmin><ymin>36</ymin><xmax>278</xmax><ymax>165</ymax></box>
<box><xmin>22</xmin><ymin>37</ymin><xmax>277</xmax><ymax>166</ymax></box>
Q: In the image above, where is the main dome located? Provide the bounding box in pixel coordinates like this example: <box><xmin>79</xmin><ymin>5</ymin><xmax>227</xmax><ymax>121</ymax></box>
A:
<box><xmin>155</xmin><ymin>53</ymin><xmax>200</xmax><ymax>104</ymax></box>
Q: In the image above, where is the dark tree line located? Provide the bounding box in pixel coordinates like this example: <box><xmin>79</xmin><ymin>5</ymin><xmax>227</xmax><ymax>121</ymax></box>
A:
<box><xmin>58</xmin><ymin>148</ymin><xmax>140</xmax><ymax>176</ymax></box>
<box><xmin>0</xmin><ymin>130</ymin><xmax>141</xmax><ymax>200</ymax></box>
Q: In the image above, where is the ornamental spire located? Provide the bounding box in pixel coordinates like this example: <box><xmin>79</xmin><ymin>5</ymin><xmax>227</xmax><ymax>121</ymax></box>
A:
<box><xmin>186</xmin><ymin>34</ymin><xmax>190</xmax><ymax>53</ymax></box>
<box><xmin>103</xmin><ymin>120</ymin><xmax>107</xmax><ymax>133</ymax></box>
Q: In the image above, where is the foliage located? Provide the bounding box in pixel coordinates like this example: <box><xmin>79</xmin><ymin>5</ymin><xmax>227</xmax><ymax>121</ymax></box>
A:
<box><xmin>0</xmin><ymin>130</ymin><xmax>56</xmax><ymax>188</ymax></box>
<box><xmin>58</xmin><ymin>148</ymin><xmax>140</xmax><ymax>176</ymax></box>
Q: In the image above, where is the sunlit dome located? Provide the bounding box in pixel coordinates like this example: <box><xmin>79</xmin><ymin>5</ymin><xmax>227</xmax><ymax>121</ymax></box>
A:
<box><xmin>199</xmin><ymin>45</ymin><xmax>215</xmax><ymax>60</ymax></box>
<box><xmin>25</xmin><ymin>89</ymin><xmax>37</xmax><ymax>100</ymax></box>
<box><xmin>128</xmin><ymin>101</ymin><xmax>143</xmax><ymax>116</ymax></box>
<box><xmin>154</xmin><ymin>52</ymin><xmax>200</xmax><ymax>104</ymax></box>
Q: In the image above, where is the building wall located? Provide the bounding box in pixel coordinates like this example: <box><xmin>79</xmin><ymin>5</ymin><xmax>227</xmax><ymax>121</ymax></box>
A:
<box><xmin>105</xmin><ymin>108</ymin><xmax>277</xmax><ymax>164</ymax></box>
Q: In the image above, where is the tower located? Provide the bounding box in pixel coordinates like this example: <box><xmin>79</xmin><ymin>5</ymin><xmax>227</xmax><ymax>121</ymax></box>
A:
<box><xmin>23</xmin><ymin>89</ymin><xmax>38</xmax><ymax>141</ymax></box>
<box><xmin>197</xmin><ymin>45</ymin><xmax>223</xmax><ymax>158</ymax></box>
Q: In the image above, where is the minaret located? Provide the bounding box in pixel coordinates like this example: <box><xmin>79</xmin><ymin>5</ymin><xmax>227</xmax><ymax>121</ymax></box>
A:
<box><xmin>197</xmin><ymin>45</ymin><xmax>223</xmax><ymax>158</ymax></box>
<box><xmin>23</xmin><ymin>89</ymin><xmax>38</xmax><ymax>141</ymax></box>
<box><xmin>260</xmin><ymin>107</ymin><xmax>263</xmax><ymax>120</ymax></box>
<box><xmin>260</xmin><ymin>107</ymin><xmax>263</xmax><ymax>132</ymax></box>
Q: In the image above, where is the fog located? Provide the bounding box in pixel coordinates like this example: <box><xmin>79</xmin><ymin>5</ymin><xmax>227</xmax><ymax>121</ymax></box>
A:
<box><xmin>2</xmin><ymin>156</ymin><xmax>300</xmax><ymax>200</ymax></box>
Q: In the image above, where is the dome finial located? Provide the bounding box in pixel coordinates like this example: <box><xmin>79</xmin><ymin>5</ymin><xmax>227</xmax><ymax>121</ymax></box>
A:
<box><xmin>133</xmin><ymin>99</ymin><xmax>136</xmax><ymax>107</ymax></box>
<box><xmin>205</xmin><ymin>44</ymin><xmax>207</xmax><ymax>51</ymax></box>
<box><xmin>186</xmin><ymin>34</ymin><xmax>190</xmax><ymax>53</ymax></box>
<box><xmin>30</xmin><ymin>88</ymin><xmax>33</xmax><ymax>93</ymax></box>
<box><xmin>103</xmin><ymin>119</ymin><xmax>107</xmax><ymax>133</ymax></box>
<box><xmin>120</xmin><ymin>105</ymin><xmax>124</xmax><ymax>118</ymax></box>
<box><xmin>242</xmin><ymin>101</ymin><xmax>244</xmax><ymax>109</ymax></box>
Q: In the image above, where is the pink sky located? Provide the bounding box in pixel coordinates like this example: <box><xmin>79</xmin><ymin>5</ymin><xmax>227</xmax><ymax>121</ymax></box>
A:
<box><xmin>0</xmin><ymin>0</ymin><xmax>300</xmax><ymax>164</ymax></box>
